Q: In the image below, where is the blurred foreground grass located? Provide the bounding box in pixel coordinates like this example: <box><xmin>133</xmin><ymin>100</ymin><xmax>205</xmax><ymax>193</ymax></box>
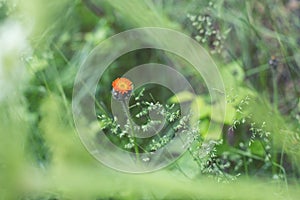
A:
<box><xmin>1</xmin><ymin>94</ymin><xmax>300</xmax><ymax>199</ymax></box>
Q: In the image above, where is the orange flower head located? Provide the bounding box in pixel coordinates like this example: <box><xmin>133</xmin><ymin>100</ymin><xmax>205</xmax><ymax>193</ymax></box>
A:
<box><xmin>112</xmin><ymin>77</ymin><xmax>133</xmax><ymax>100</ymax></box>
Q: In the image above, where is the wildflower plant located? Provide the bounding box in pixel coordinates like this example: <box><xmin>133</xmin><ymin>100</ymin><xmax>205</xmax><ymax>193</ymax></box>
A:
<box><xmin>98</xmin><ymin>78</ymin><xmax>202</xmax><ymax>159</ymax></box>
<box><xmin>96</xmin><ymin>77</ymin><xmax>247</xmax><ymax>181</ymax></box>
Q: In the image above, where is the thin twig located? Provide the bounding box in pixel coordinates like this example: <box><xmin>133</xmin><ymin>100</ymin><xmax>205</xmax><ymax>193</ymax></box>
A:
<box><xmin>81</xmin><ymin>0</ymin><xmax>105</xmax><ymax>17</ymax></box>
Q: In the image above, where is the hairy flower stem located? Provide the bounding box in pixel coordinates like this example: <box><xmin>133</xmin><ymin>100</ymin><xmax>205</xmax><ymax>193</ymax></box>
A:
<box><xmin>271</xmin><ymin>68</ymin><xmax>278</xmax><ymax>112</ymax></box>
<box><xmin>121</xmin><ymin>100</ymin><xmax>140</xmax><ymax>161</ymax></box>
<box><xmin>271</xmin><ymin>68</ymin><xmax>279</xmax><ymax>175</ymax></box>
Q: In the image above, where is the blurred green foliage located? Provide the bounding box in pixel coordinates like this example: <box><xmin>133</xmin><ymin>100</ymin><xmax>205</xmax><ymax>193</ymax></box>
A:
<box><xmin>0</xmin><ymin>0</ymin><xmax>300</xmax><ymax>199</ymax></box>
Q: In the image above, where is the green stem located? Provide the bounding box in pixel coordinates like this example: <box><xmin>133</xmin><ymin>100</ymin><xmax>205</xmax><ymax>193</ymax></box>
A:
<box><xmin>121</xmin><ymin>100</ymin><xmax>140</xmax><ymax>161</ymax></box>
<box><xmin>271</xmin><ymin>68</ymin><xmax>278</xmax><ymax>112</ymax></box>
<box><xmin>271</xmin><ymin>68</ymin><xmax>280</xmax><ymax>176</ymax></box>
<box><xmin>243</xmin><ymin>155</ymin><xmax>249</xmax><ymax>177</ymax></box>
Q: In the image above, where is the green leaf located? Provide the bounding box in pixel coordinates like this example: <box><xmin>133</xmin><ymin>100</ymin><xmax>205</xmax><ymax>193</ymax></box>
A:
<box><xmin>220</xmin><ymin>61</ymin><xmax>245</xmax><ymax>89</ymax></box>
<box><xmin>210</xmin><ymin>102</ymin><xmax>236</xmax><ymax>124</ymax></box>
<box><xmin>249</xmin><ymin>140</ymin><xmax>265</xmax><ymax>157</ymax></box>
<box><xmin>199</xmin><ymin>119</ymin><xmax>209</xmax><ymax>136</ymax></box>
<box><xmin>168</xmin><ymin>91</ymin><xmax>195</xmax><ymax>103</ymax></box>
<box><xmin>190</xmin><ymin>96</ymin><xmax>211</xmax><ymax>119</ymax></box>
<box><xmin>204</xmin><ymin>121</ymin><xmax>223</xmax><ymax>140</ymax></box>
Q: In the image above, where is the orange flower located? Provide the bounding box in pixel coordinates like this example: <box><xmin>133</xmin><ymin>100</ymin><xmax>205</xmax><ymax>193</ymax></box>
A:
<box><xmin>112</xmin><ymin>77</ymin><xmax>133</xmax><ymax>100</ymax></box>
